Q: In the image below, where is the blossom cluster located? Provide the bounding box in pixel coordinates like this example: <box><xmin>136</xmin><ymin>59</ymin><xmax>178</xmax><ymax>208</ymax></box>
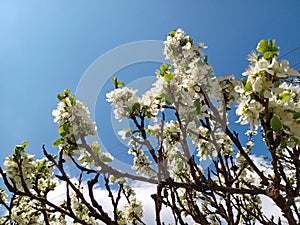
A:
<box><xmin>9</xmin><ymin>196</ymin><xmax>43</xmax><ymax>224</ymax></box>
<box><xmin>107</xmin><ymin>76</ymin><xmax>165</xmax><ymax>122</ymax></box>
<box><xmin>187</xmin><ymin>123</ymin><xmax>234</xmax><ymax>160</ymax></box>
<box><xmin>52</xmin><ymin>90</ymin><xmax>97</xmax><ymax>139</ymax></box>
<box><xmin>71</xmin><ymin>193</ymin><xmax>99</xmax><ymax>225</ymax></box>
<box><xmin>123</xmin><ymin>197</ymin><xmax>143</xmax><ymax>225</ymax></box>
<box><xmin>218</xmin><ymin>75</ymin><xmax>239</xmax><ymax>109</ymax></box>
<box><xmin>108</xmin><ymin>176</ymin><xmax>144</xmax><ymax>224</ymax></box>
<box><xmin>235</xmin><ymin>43</ymin><xmax>300</xmax><ymax>139</ymax></box>
<box><xmin>106</xmin><ymin>87</ymin><xmax>140</xmax><ymax>121</ymax></box>
<box><xmin>163</xmin><ymin>28</ymin><xmax>222</xmax><ymax>101</ymax></box>
<box><xmin>127</xmin><ymin>138</ymin><xmax>155</xmax><ymax>177</ymax></box>
<box><xmin>52</xmin><ymin>90</ymin><xmax>113</xmax><ymax>168</ymax></box>
<box><xmin>269</xmin><ymin>82</ymin><xmax>300</xmax><ymax>139</ymax></box>
<box><xmin>1</xmin><ymin>142</ymin><xmax>59</xmax><ymax>224</ymax></box>
<box><xmin>107</xmin><ymin>28</ymin><xmax>241</xmax><ymax>181</ymax></box>
<box><xmin>4</xmin><ymin>142</ymin><xmax>57</xmax><ymax>193</ymax></box>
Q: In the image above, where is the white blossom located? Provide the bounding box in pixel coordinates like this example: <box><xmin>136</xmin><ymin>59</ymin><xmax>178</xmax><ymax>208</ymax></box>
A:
<box><xmin>52</xmin><ymin>99</ymin><xmax>97</xmax><ymax>138</ymax></box>
<box><xmin>123</xmin><ymin>197</ymin><xmax>143</xmax><ymax>224</ymax></box>
<box><xmin>106</xmin><ymin>87</ymin><xmax>139</xmax><ymax>121</ymax></box>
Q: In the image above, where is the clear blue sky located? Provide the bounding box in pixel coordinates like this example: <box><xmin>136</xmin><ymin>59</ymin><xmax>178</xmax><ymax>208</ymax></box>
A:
<box><xmin>0</xmin><ymin>1</ymin><xmax>300</xmax><ymax>164</ymax></box>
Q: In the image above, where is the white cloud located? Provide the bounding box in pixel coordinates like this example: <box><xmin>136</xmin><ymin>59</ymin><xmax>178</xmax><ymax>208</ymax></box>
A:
<box><xmin>260</xmin><ymin>195</ymin><xmax>284</xmax><ymax>224</ymax></box>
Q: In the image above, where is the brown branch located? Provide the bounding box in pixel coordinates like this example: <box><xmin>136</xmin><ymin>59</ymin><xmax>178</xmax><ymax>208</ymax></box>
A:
<box><xmin>225</xmin><ymin>127</ymin><xmax>269</xmax><ymax>186</ymax></box>
<box><xmin>43</xmin><ymin>146</ymin><xmax>115</xmax><ymax>224</ymax></box>
<box><xmin>88</xmin><ymin>174</ymin><xmax>116</xmax><ymax>224</ymax></box>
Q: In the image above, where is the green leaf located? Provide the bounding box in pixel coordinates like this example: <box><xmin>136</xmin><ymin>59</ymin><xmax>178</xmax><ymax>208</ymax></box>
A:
<box><xmin>57</xmin><ymin>93</ymin><xmax>65</xmax><ymax>101</ymax></box>
<box><xmin>58</xmin><ymin>126</ymin><xmax>65</xmax><ymax>135</ymax></box>
<box><xmin>36</xmin><ymin>160</ymin><xmax>47</xmax><ymax>173</ymax></box>
<box><xmin>271</xmin><ymin>115</ymin><xmax>282</xmax><ymax>131</ymax></box>
<box><xmin>64</xmin><ymin>89</ymin><xmax>71</xmax><ymax>96</ymax></box>
<box><xmin>180</xmin><ymin>38</ymin><xmax>188</xmax><ymax>46</ymax></box>
<box><xmin>91</xmin><ymin>141</ymin><xmax>101</xmax><ymax>154</ymax></box>
<box><xmin>160</xmin><ymin>63</ymin><xmax>168</xmax><ymax>72</ymax></box>
<box><xmin>21</xmin><ymin>141</ymin><xmax>29</xmax><ymax>149</ymax></box>
<box><xmin>280</xmin><ymin>93</ymin><xmax>290</xmax><ymax>102</ymax></box>
<box><xmin>164</xmin><ymin>73</ymin><xmax>174</xmax><ymax>82</ymax></box>
<box><xmin>271</xmin><ymin>39</ymin><xmax>276</xmax><ymax>48</ymax></box>
<box><xmin>69</xmin><ymin>95</ymin><xmax>76</xmax><ymax>106</ymax></box>
<box><xmin>166</xmin><ymin>100</ymin><xmax>173</xmax><ymax>105</ymax></box>
<box><xmin>53</xmin><ymin>138</ymin><xmax>64</xmax><ymax>146</ymax></box>
<box><xmin>64</xmin><ymin>97</ymin><xmax>72</xmax><ymax>107</ymax></box>
<box><xmin>194</xmin><ymin>118</ymin><xmax>200</xmax><ymax>127</ymax></box>
<box><xmin>131</xmin><ymin>103</ymin><xmax>141</xmax><ymax>114</ymax></box>
<box><xmin>112</xmin><ymin>77</ymin><xmax>118</xmax><ymax>87</ymax></box>
<box><xmin>256</xmin><ymin>39</ymin><xmax>279</xmax><ymax>59</ymax></box>
<box><xmin>155</xmin><ymin>70</ymin><xmax>162</xmax><ymax>76</ymax></box>
<box><xmin>187</xmin><ymin>36</ymin><xmax>193</xmax><ymax>45</ymax></box>
<box><xmin>58</xmin><ymin>124</ymin><xmax>68</xmax><ymax>137</ymax></box>
<box><xmin>241</xmin><ymin>77</ymin><xmax>247</xmax><ymax>87</ymax></box>
<box><xmin>117</xmin><ymin>81</ymin><xmax>125</xmax><ymax>87</ymax></box>
<box><xmin>177</xmin><ymin>161</ymin><xmax>184</xmax><ymax>171</ymax></box>
<box><xmin>179</xmin><ymin>195</ymin><xmax>186</xmax><ymax>200</ymax></box>
<box><xmin>256</xmin><ymin>40</ymin><xmax>268</xmax><ymax>53</ymax></box>
<box><xmin>146</xmin><ymin>128</ymin><xmax>153</xmax><ymax>135</ymax></box>
<box><xmin>169</xmin><ymin>30</ymin><xmax>176</xmax><ymax>37</ymax></box>
<box><xmin>263</xmin><ymin>51</ymin><xmax>273</xmax><ymax>60</ymax></box>
<box><xmin>100</xmin><ymin>154</ymin><xmax>113</xmax><ymax>163</ymax></box>
<box><xmin>165</xmin><ymin>97</ymin><xmax>173</xmax><ymax>105</ymax></box>
<box><xmin>293</xmin><ymin>111</ymin><xmax>300</xmax><ymax>119</ymax></box>
<box><xmin>194</xmin><ymin>99</ymin><xmax>201</xmax><ymax>114</ymax></box>
<box><xmin>161</xmin><ymin>93</ymin><xmax>173</xmax><ymax>105</ymax></box>
<box><xmin>155</xmin><ymin>95</ymin><xmax>162</xmax><ymax>100</ymax></box>
<box><xmin>244</xmin><ymin>81</ymin><xmax>252</xmax><ymax>92</ymax></box>
<box><xmin>112</xmin><ymin>77</ymin><xmax>125</xmax><ymax>88</ymax></box>
<box><xmin>13</xmin><ymin>141</ymin><xmax>29</xmax><ymax>159</ymax></box>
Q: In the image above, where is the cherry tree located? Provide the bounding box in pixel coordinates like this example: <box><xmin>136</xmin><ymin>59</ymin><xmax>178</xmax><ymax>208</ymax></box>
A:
<box><xmin>0</xmin><ymin>28</ymin><xmax>300</xmax><ymax>225</ymax></box>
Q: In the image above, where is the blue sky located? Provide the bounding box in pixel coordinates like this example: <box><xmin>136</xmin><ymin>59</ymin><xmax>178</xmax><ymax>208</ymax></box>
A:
<box><xmin>0</xmin><ymin>0</ymin><xmax>300</xmax><ymax>166</ymax></box>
